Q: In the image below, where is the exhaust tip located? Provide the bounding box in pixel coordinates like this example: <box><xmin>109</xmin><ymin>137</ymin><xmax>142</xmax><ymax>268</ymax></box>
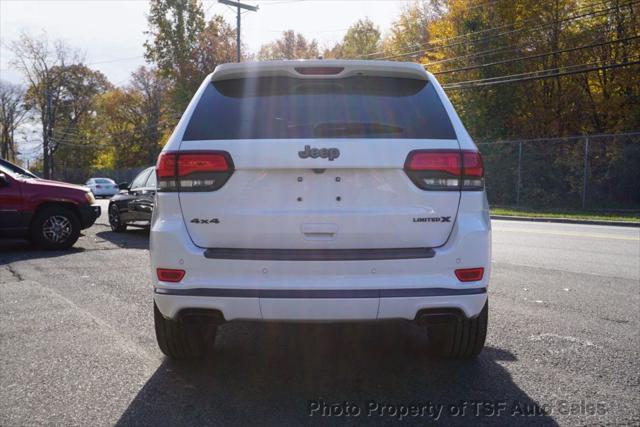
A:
<box><xmin>415</xmin><ymin>308</ymin><xmax>465</xmax><ymax>325</ymax></box>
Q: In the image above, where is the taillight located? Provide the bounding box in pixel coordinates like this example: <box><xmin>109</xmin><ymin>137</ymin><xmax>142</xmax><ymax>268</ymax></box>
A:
<box><xmin>461</xmin><ymin>151</ymin><xmax>484</xmax><ymax>190</ymax></box>
<box><xmin>157</xmin><ymin>152</ymin><xmax>178</xmax><ymax>191</ymax></box>
<box><xmin>157</xmin><ymin>268</ymin><xmax>185</xmax><ymax>282</ymax></box>
<box><xmin>156</xmin><ymin>151</ymin><xmax>234</xmax><ymax>192</ymax></box>
<box><xmin>455</xmin><ymin>267</ymin><xmax>484</xmax><ymax>282</ymax></box>
<box><xmin>404</xmin><ymin>150</ymin><xmax>484</xmax><ymax>191</ymax></box>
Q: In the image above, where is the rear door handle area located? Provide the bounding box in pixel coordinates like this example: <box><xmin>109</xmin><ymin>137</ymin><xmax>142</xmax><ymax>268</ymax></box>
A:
<box><xmin>301</xmin><ymin>223</ymin><xmax>338</xmax><ymax>241</ymax></box>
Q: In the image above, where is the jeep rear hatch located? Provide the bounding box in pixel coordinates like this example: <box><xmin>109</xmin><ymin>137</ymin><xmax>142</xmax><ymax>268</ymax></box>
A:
<box><xmin>169</xmin><ymin>74</ymin><xmax>472</xmax><ymax>252</ymax></box>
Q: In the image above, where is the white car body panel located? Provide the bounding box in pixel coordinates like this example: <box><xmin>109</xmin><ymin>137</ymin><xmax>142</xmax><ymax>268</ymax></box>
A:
<box><xmin>151</xmin><ymin>60</ymin><xmax>490</xmax><ymax>322</ymax></box>
<box><xmin>177</xmin><ymin>139</ymin><xmax>460</xmax><ymax>249</ymax></box>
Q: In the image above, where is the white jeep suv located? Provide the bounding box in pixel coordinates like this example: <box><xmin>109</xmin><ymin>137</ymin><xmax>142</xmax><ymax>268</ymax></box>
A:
<box><xmin>151</xmin><ymin>60</ymin><xmax>490</xmax><ymax>360</ymax></box>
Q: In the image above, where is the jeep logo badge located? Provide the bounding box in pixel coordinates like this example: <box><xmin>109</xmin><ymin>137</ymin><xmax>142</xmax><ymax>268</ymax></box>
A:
<box><xmin>298</xmin><ymin>145</ymin><xmax>340</xmax><ymax>161</ymax></box>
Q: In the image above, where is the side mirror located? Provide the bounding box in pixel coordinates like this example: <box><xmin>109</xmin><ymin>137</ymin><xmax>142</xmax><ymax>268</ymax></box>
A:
<box><xmin>0</xmin><ymin>173</ymin><xmax>9</xmax><ymax>187</ymax></box>
<box><xmin>118</xmin><ymin>182</ymin><xmax>129</xmax><ymax>190</ymax></box>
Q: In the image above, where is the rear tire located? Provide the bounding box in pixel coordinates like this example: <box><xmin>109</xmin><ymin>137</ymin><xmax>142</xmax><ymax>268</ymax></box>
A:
<box><xmin>108</xmin><ymin>203</ymin><xmax>127</xmax><ymax>232</ymax></box>
<box><xmin>29</xmin><ymin>206</ymin><xmax>81</xmax><ymax>250</ymax></box>
<box><xmin>428</xmin><ymin>301</ymin><xmax>488</xmax><ymax>359</ymax></box>
<box><xmin>154</xmin><ymin>303</ymin><xmax>215</xmax><ymax>360</ymax></box>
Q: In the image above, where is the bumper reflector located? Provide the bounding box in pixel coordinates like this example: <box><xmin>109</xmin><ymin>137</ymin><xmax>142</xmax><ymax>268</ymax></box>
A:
<box><xmin>157</xmin><ymin>268</ymin><xmax>185</xmax><ymax>283</ymax></box>
<box><xmin>455</xmin><ymin>267</ymin><xmax>484</xmax><ymax>282</ymax></box>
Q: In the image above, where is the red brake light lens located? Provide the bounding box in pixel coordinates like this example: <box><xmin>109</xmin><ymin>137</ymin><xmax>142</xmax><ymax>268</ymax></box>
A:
<box><xmin>455</xmin><ymin>268</ymin><xmax>485</xmax><ymax>282</ymax></box>
<box><xmin>178</xmin><ymin>153</ymin><xmax>229</xmax><ymax>176</ymax></box>
<box><xmin>156</xmin><ymin>151</ymin><xmax>233</xmax><ymax>192</ymax></box>
<box><xmin>406</xmin><ymin>151</ymin><xmax>461</xmax><ymax>175</ymax></box>
<box><xmin>405</xmin><ymin>150</ymin><xmax>461</xmax><ymax>191</ymax></box>
<box><xmin>404</xmin><ymin>150</ymin><xmax>484</xmax><ymax>191</ymax></box>
<box><xmin>461</xmin><ymin>151</ymin><xmax>484</xmax><ymax>190</ymax></box>
<box><xmin>157</xmin><ymin>152</ymin><xmax>177</xmax><ymax>178</ymax></box>
<box><xmin>295</xmin><ymin>67</ymin><xmax>344</xmax><ymax>75</ymax></box>
<box><xmin>462</xmin><ymin>151</ymin><xmax>483</xmax><ymax>177</ymax></box>
<box><xmin>157</xmin><ymin>268</ymin><xmax>185</xmax><ymax>283</ymax></box>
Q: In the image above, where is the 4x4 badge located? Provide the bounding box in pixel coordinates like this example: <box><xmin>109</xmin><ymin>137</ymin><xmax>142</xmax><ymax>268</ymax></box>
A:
<box><xmin>298</xmin><ymin>145</ymin><xmax>340</xmax><ymax>161</ymax></box>
<box><xmin>190</xmin><ymin>218</ymin><xmax>220</xmax><ymax>224</ymax></box>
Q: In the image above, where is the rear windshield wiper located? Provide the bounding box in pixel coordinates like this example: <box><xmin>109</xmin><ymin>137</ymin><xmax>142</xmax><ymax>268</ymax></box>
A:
<box><xmin>312</xmin><ymin>122</ymin><xmax>404</xmax><ymax>137</ymax></box>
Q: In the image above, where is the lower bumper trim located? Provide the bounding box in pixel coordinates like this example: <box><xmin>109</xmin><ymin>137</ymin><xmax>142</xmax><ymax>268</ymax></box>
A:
<box><xmin>203</xmin><ymin>247</ymin><xmax>436</xmax><ymax>261</ymax></box>
<box><xmin>154</xmin><ymin>287</ymin><xmax>486</xmax><ymax>299</ymax></box>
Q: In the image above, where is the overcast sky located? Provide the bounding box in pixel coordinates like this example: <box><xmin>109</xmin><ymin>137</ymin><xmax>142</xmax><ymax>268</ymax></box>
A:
<box><xmin>1</xmin><ymin>0</ymin><xmax>411</xmax><ymax>86</ymax></box>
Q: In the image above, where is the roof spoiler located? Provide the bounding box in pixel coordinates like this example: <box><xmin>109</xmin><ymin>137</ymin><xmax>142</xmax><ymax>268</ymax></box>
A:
<box><xmin>211</xmin><ymin>60</ymin><xmax>428</xmax><ymax>82</ymax></box>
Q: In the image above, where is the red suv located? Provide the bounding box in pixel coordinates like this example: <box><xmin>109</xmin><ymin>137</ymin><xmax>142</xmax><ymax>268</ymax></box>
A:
<box><xmin>0</xmin><ymin>158</ymin><xmax>101</xmax><ymax>249</ymax></box>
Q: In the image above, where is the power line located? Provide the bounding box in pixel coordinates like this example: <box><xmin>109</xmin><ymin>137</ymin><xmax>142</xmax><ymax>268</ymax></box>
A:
<box><xmin>420</xmin><ymin>2</ymin><xmax>636</xmax><ymax>68</ymax></box>
<box><xmin>259</xmin><ymin>0</ymin><xmax>313</xmax><ymax>5</ymax></box>
<box><xmin>86</xmin><ymin>55</ymin><xmax>144</xmax><ymax>66</ymax></box>
<box><xmin>445</xmin><ymin>55</ymin><xmax>640</xmax><ymax>86</ymax></box>
<box><xmin>390</xmin><ymin>1</ymin><xmax>632</xmax><ymax>61</ymax></box>
<box><xmin>378</xmin><ymin>0</ymin><xmax>525</xmax><ymax>55</ymax></box>
<box><xmin>441</xmin><ymin>0</ymin><xmax>502</xmax><ymax>13</ymax></box>
<box><xmin>426</xmin><ymin>44</ymin><xmax>517</xmax><ymax>67</ymax></box>
<box><xmin>47</xmin><ymin>114</ymin><xmax>183</xmax><ymax>148</ymax></box>
<box><xmin>475</xmin><ymin>131</ymin><xmax>640</xmax><ymax>144</ymax></box>
<box><xmin>218</xmin><ymin>0</ymin><xmax>259</xmax><ymax>62</ymax></box>
<box><xmin>434</xmin><ymin>35</ymin><xmax>640</xmax><ymax>75</ymax></box>
<box><xmin>367</xmin><ymin>0</ymin><xmax>529</xmax><ymax>59</ymax></box>
<box><xmin>370</xmin><ymin>0</ymin><xmax>616</xmax><ymax>60</ymax></box>
<box><xmin>54</xmin><ymin>140</ymin><xmax>113</xmax><ymax>148</ymax></box>
<box><xmin>365</xmin><ymin>1</ymin><xmax>628</xmax><ymax>60</ymax></box>
<box><xmin>370</xmin><ymin>2</ymin><xmax>592</xmax><ymax>59</ymax></box>
<box><xmin>262</xmin><ymin>27</ymin><xmax>349</xmax><ymax>33</ymax></box>
<box><xmin>50</xmin><ymin>117</ymin><xmax>179</xmax><ymax>139</ymax></box>
<box><xmin>443</xmin><ymin>59</ymin><xmax>640</xmax><ymax>90</ymax></box>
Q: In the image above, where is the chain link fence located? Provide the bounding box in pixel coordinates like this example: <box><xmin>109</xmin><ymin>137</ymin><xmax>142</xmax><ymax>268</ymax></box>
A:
<box><xmin>478</xmin><ymin>132</ymin><xmax>640</xmax><ymax>210</ymax></box>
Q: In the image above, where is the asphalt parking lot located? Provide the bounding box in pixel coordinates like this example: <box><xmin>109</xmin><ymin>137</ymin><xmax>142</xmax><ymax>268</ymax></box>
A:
<box><xmin>1</xmin><ymin>199</ymin><xmax>639</xmax><ymax>426</ymax></box>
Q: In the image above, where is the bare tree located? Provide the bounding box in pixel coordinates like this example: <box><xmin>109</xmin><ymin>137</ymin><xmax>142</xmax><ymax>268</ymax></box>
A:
<box><xmin>130</xmin><ymin>66</ymin><xmax>169</xmax><ymax>164</ymax></box>
<box><xmin>0</xmin><ymin>81</ymin><xmax>29</xmax><ymax>162</ymax></box>
<box><xmin>258</xmin><ymin>30</ymin><xmax>319</xmax><ymax>60</ymax></box>
<box><xmin>9</xmin><ymin>31</ymin><xmax>83</xmax><ymax>178</ymax></box>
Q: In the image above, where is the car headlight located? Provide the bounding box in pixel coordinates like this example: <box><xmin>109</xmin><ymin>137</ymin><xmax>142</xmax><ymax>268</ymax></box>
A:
<box><xmin>85</xmin><ymin>192</ymin><xmax>95</xmax><ymax>204</ymax></box>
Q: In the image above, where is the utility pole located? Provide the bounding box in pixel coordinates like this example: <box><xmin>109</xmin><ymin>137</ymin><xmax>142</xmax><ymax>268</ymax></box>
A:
<box><xmin>218</xmin><ymin>0</ymin><xmax>258</xmax><ymax>62</ymax></box>
<box><xmin>44</xmin><ymin>87</ymin><xmax>52</xmax><ymax>179</ymax></box>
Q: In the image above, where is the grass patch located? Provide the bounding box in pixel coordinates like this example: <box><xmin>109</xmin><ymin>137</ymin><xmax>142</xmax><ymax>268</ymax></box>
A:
<box><xmin>491</xmin><ymin>207</ymin><xmax>640</xmax><ymax>223</ymax></box>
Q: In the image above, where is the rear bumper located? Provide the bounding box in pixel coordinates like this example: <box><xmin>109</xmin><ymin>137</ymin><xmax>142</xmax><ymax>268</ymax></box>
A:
<box><xmin>92</xmin><ymin>189</ymin><xmax>118</xmax><ymax>196</ymax></box>
<box><xmin>151</xmin><ymin>191</ymin><xmax>491</xmax><ymax>323</ymax></box>
<box><xmin>154</xmin><ymin>287</ymin><xmax>487</xmax><ymax>321</ymax></box>
<box><xmin>79</xmin><ymin>203</ymin><xmax>101</xmax><ymax>229</ymax></box>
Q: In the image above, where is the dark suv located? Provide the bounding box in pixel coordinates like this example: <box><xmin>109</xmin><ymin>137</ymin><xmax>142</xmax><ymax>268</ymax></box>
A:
<box><xmin>0</xmin><ymin>158</ymin><xmax>101</xmax><ymax>249</ymax></box>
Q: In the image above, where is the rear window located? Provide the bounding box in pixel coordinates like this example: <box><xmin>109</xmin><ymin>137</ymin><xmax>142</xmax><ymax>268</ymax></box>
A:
<box><xmin>183</xmin><ymin>76</ymin><xmax>456</xmax><ymax>140</ymax></box>
<box><xmin>95</xmin><ymin>178</ymin><xmax>114</xmax><ymax>184</ymax></box>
